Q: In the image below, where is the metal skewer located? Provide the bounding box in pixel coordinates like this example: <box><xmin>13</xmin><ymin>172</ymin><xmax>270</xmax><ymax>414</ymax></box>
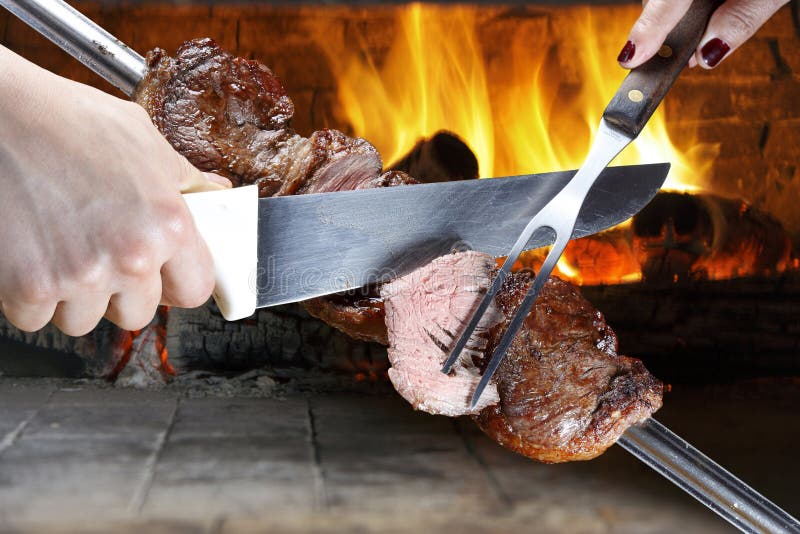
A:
<box><xmin>0</xmin><ymin>0</ymin><xmax>145</xmax><ymax>96</ymax></box>
<box><xmin>2</xmin><ymin>1</ymin><xmax>799</xmax><ymax>532</ymax></box>
<box><xmin>621</xmin><ymin>418</ymin><xmax>800</xmax><ymax>534</ymax></box>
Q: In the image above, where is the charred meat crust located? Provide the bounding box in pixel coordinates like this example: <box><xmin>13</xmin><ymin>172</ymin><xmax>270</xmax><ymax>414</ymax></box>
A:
<box><xmin>473</xmin><ymin>275</ymin><xmax>663</xmax><ymax>463</ymax></box>
<box><xmin>303</xmin><ymin>288</ymin><xmax>389</xmax><ymax>346</ymax></box>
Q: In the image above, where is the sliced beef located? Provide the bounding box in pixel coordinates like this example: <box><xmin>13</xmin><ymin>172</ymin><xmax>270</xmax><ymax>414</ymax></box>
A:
<box><xmin>381</xmin><ymin>251</ymin><xmax>662</xmax><ymax>462</ymax></box>
<box><xmin>381</xmin><ymin>252</ymin><xmax>503</xmax><ymax>415</ymax></box>
<box><xmin>288</xmin><ymin>129</ymin><xmax>381</xmax><ymax>194</ymax></box>
<box><xmin>134</xmin><ymin>38</ymin><xmax>404</xmax><ymax>201</ymax></box>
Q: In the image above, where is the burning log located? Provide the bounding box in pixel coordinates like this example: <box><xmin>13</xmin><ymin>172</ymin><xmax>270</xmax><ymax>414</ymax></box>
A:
<box><xmin>632</xmin><ymin>192</ymin><xmax>791</xmax><ymax>283</ymax></box>
<box><xmin>581</xmin><ymin>271</ymin><xmax>800</xmax><ymax>384</ymax></box>
<box><xmin>387</xmin><ymin>131</ymin><xmax>479</xmax><ymax>182</ymax></box>
<box><xmin>0</xmin><ymin>302</ymin><xmax>391</xmax><ymax>383</ymax></box>
<box><xmin>511</xmin><ymin>227</ymin><xmax>640</xmax><ymax>285</ymax></box>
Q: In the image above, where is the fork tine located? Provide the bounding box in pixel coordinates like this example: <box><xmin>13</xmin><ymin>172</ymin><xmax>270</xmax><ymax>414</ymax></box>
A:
<box><xmin>440</xmin><ymin>213</ymin><xmax>555</xmax><ymax>374</ymax></box>
<box><xmin>438</xmin><ymin>266</ymin><xmax>511</xmax><ymax>374</ymax></box>
<box><xmin>469</xmin><ymin>231</ymin><xmax>571</xmax><ymax>408</ymax></box>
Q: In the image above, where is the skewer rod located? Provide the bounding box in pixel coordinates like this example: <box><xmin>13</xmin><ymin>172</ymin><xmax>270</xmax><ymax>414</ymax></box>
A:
<box><xmin>619</xmin><ymin>418</ymin><xmax>800</xmax><ymax>533</ymax></box>
<box><xmin>0</xmin><ymin>0</ymin><xmax>145</xmax><ymax>96</ymax></box>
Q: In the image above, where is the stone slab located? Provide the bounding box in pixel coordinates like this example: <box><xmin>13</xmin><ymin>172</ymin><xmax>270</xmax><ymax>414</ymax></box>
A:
<box><xmin>0</xmin><ymin>378</ymin><xmax>797</xmax><ymax>532</ymax></box>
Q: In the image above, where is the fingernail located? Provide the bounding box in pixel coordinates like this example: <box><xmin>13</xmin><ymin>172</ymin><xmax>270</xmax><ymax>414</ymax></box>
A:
<box><xmin>617</xmin><ymin>40</ymin><xmax>636</xmax><ymax>64</ymax></box>
<box><xmin>700</xmin><ymin>38</ymin><xmax>730</xmax><ymax>68</ymax></box>
<box><xmin>207</xmin><ymin>173</ymin><xmax>233</xmax><ymax>188</ymax></box>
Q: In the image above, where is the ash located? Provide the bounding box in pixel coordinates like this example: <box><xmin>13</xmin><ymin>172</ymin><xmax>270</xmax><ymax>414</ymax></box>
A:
<box><xmin>167</xmin><ymin>368</ymin><xmax>394</xmax><ymax>399</ymax></box>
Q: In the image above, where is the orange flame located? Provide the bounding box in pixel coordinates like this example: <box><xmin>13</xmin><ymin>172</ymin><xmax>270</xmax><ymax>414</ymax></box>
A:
<box><xmin>323</xmin><ymin>4</ymin><xmax>717</xmax><ymax>185</ymax></box>
<box><xmin>315</xmin><ymin>4</ymin><xmax>722</xmax><ymax>284</ymax></box>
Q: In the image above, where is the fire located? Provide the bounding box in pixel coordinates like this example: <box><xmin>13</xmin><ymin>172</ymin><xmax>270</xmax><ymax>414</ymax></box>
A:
<box><xmin>110</xmin><ymin>306</ymin><xmax>174</xmax><ymax>381</ymax></box>
<box><xmin>315</xmin><ymin>4</ymin><xmax>724</xmax><ymax>284</ymax></box>
<box><xmin>322</xmin><ymin>4</ymin><xmax>716</xmax><ymax>186</ymax></box>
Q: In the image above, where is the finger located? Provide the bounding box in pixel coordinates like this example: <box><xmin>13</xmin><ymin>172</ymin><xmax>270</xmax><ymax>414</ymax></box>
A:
<box><xmin>182</xmin><ymin>172</ymin><xmax>232</xmax><ymax>193</ymax></box>
<box><xmin>159</xmin><ymin>201</ymin><xmax>215</xmax><ymax>308</ymax></box>
<box><xmin>160</xmin><ymin>233</ymin><xmax>215</xmax><ymax>308</ymax></box>
<box><xmin>104</xmin><ymin>278</ymin><xmax>163</xmax><ymax>331</ymax></box>
<box><xmin>695</xmin><ymin>0</ymin><xmax>789</xmax><ymax>69</ymax></box>
<box><xmin>51</xmin><ymin>294</ymin><xmax>110</xmax><ymax>336</ymax></box>
<box><xmin>619</xmin><ymin>0</ymin><xmax>694</xmax><ymax>68</ymax></box>
<box><xmin>0</xmin><ymin>299</ymin><xmax>57</xmax><ymax>332</ymax></box>
<box><xmin>177</xmin><ymin>158</ymin><xmax>232</xmax><ymax>193</ymax></box>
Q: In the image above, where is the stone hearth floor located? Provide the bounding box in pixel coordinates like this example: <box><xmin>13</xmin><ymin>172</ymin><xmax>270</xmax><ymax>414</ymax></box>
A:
<box><xmin>0</xmin><ymin>376</ymin><xmax>797</xmax><ymax>533</ymax></box>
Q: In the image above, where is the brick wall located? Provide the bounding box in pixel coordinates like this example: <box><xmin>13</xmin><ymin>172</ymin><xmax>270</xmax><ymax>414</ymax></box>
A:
<box><xmin>666</xmin><ymin>5</ymin><xmax>800</xmax><ymax>241</ymax></box>
<box><xmin>2</xmin><ymin>1</ymin><xmax>799</xmax><ymax>239</ymax></box>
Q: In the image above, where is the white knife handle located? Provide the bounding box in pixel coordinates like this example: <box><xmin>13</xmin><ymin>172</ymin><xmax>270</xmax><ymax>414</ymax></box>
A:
<box><xmin>182</xmin><ymin>185</ymin><xmax>259</xmax><ymax>321</ymax></box>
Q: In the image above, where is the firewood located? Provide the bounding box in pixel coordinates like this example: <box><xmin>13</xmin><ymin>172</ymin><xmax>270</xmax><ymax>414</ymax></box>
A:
<box><xmin>632</xmin><ymin>192</ymin><xmax>791</xmax><ymax>283</ymax></box>
<box><xmin>387</xmin><ymin>131</ymin><xmax>479</xmax><ymax>183</ymax></box>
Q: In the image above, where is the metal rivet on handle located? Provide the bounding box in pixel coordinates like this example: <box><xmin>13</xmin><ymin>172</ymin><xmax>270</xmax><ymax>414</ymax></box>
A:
<box><xmin>658</xmin><ymin>45</ymin><xmax>673</xmax><ymax>58</ymax></box>
<box><xmin>628</xmin><ymin>89</ymin><xmax>644</xmax><ymax>103</ymax></box>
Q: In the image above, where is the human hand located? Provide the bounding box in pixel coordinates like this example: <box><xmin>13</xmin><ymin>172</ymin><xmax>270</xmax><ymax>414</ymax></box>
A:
<box><xmin>617</xmin><ymin>0</ymin><xmax>789</xmax><ymax>69</ymax></box>
<box><xmin>0</xmin><ymin>45</ymin><xmax>231</xmax><ymax>336</ymax></box>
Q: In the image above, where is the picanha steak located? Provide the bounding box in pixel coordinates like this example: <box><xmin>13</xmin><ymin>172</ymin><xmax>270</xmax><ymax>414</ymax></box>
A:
<box><xmin>134</xmin><ymin>38</ymin><xmax>663</xmax><ymax>463</ymax></box>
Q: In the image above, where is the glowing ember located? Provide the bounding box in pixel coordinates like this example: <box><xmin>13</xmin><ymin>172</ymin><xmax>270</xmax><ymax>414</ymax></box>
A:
<box><xmin>110</xmin><ymin>307</ymin><xmax>174</xmax><ymax>381</ymax></box>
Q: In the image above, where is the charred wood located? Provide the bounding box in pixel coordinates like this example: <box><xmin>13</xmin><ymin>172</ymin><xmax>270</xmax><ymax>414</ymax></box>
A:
<box><xmin>632</xmin><ymin>192</ymin><xmax>791</xmax><ymax>283</ymax></box>
<box><xmin>165</xmin><ymin>303</ymin><xmax>389</xmax><ymax>378</ymax></box>
<box><xmin>387</xmin><ymin>131</ymin><xmax>479</xmax><ymax>183</ymax></box>
<box><xmin>582</xmin><ymin>271</ymin><xmax>800</xmax><ymax>384</ymax></box>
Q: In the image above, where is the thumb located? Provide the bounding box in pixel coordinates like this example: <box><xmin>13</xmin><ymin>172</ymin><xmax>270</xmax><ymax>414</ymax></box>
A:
<box><xmin>694</xmin><ymin>0</ymin><xmax>789</xmax><ymax>69</ymax></box>
<box><xmin>177</xmin><ymin>157</ymin><xmax>233</xmax><ymax>193</ymax></box>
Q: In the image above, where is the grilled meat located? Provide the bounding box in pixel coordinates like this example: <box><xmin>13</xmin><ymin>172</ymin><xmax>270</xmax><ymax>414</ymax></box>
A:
<box><xmin>135</xmin><ymin>39</ymin><xmax>663</xmax><ymax>462</ymax></box>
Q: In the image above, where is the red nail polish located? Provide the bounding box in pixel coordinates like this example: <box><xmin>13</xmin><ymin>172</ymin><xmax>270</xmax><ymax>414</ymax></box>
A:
<box><xmin>617</xmin><ymin>40</ymin><xmax>636</xmax><ymax>63</ymax></box>
<box><xmin>700</xmin><ymin>38</ymin><xmax>730</xmax><ymax>68</ymax></box>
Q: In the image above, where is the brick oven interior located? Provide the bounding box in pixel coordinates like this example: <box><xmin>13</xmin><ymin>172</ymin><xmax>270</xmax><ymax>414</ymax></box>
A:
<box><xmin>0</xmin><ymin>1</ymin><xmax>799</xmax><ymax>532</ymax></box>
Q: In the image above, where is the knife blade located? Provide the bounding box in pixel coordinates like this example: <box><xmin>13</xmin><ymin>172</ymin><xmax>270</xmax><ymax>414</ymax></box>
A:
<box><xmin>183</xmin><ymin>162</ymin><xmax>668</xmax><ymax>320</ymax></box>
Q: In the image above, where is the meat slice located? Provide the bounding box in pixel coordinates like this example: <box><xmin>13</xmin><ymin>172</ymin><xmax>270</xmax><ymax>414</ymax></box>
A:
<box><xmin>286</xmin><ymin>129</ymin><xmax>381</xmax><ymax>195</ymax></box>
<box><xmin>381</xmin><ymin>252</ymin><xmax>503</xmax><ymax>415</ymax></box>
<box><xmin>382</xmin><ymin>251</ymin><xmax>662</xmax><ymax>462</ymax></box>
<box><xmin>134</xmin><ymin>38</ymin><xmax>405</xmax><ymax>201</ymax></box>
